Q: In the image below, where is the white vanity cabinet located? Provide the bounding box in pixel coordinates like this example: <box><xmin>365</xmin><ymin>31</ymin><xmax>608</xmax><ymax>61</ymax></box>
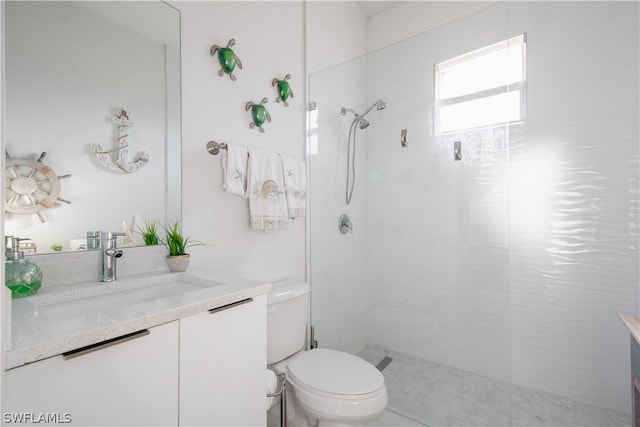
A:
<box><xmin>179</xmin><ymin>294</ymin><xmax>267</xmax><ymax>427</ymax></box>
<box><xmin>4</xmin><ymin>321</ymin><xmax>179</xmax><ymax>426</ymax></box>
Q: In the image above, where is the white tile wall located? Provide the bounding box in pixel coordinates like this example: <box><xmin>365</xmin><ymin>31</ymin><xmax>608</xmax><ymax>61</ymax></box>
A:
<box><xmin>364</xmin><ymin>0</ymin><xmax>639</xmax><ymax>414</ymax></box>
<box><xmin>366</xmin><ymin>2</ymin><xmax>513</xmax><ymax>385</ymax></box>
<box><xmin>506</xmin><ymin>1</ymin><xmax>639</xmax><ymax>414</ymax></box>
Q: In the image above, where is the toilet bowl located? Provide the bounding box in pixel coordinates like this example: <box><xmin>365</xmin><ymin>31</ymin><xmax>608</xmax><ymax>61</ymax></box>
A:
<box><xmin>267</xmin><ymin>280</ymin><xmax>387</xmax><ymax>426</ymax></box>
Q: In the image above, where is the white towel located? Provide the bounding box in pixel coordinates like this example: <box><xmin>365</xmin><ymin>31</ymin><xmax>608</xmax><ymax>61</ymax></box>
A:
<box><xmin>221</xmin><ymin>144</ymin><xmax>249</xmax><ymax>198</ymax></box>
<box><xmin>280</xmin><ymin>155</ymin><xmax>306</xmax><ymax>218</ymax></box>
<box><xmin>248</xmin><ymin>149</ymin><xmax>290</xmax><ymax>230</ymax></box>
<box><xmin>265</xmin><ymin>369</ymin><xmax>278</xmax><ymax>409</ymax></box>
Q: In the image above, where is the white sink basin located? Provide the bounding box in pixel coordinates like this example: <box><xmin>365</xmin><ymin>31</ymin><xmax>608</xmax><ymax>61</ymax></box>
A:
<box><xmin>23</xmin><ymin>273</ymin><xmax>219</xmax><ymax>319</ymax></box>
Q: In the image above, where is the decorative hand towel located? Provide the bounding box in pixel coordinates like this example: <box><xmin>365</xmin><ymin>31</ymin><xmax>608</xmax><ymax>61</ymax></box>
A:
<box><xmin>248</xmin><ymin>149</ymin><xmax>290</xmax><ymax>230</ymax></box>
<box><xmin>280</xmin><ymin>155</ymin><xmax>307</xmax><ymax>218</ymax></box>
<box><xmin>221</xmin><ymin>144</ymin><xmax>249</xmax><ymax>198</ymax></box>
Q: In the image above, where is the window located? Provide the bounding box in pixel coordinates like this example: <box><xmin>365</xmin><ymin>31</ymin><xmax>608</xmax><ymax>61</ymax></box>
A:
<box><xmin>434</xmin><ymin>34</ymin><xmax>526</xmax><ymax>134</ymax></box>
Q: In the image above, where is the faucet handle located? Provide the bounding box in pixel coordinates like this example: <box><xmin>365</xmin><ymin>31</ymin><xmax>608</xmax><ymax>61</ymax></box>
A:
<box><xmin>100</xmin><ymin>231</ymin><xmax>128</xmax><ymax>249</ymax></box>
<box><xmin>101</xmin><ymin>231</ymin><xmax>127</xmax><ymax>240</ymax></box>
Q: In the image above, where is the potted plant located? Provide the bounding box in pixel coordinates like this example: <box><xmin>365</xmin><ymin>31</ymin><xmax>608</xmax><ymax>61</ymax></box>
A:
<box><xmin>137</xmin><ymin>220</ymin><xmax>160</xmax><ymax>246</ymax></box>
<box><xmin>162</xmin><ymin>220</ymin><xmax>205</xmax><ymax>272</ymax></box>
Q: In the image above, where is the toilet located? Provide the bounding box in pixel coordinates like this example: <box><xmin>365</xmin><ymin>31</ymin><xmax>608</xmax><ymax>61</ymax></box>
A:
<box><xmin>267</xmin><ymin>279</ymin><xmax>387</xmax><ymax>426</ymax></box>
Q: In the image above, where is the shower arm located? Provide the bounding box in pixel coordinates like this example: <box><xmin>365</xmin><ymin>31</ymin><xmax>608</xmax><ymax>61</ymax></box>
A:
<box><xmin>361</xmin><ymin>99</ymin><xmax>387</xmax><ymax>118</ymax></box>
<box><xmin>361</xmin><ymin>102</ymin><xmax>378</xmax><ymax>118</ymax></box>
<box><xmin>341</xmin><ymin>100</ymin><xmax>386</xmax><ymax>120</ymax></box>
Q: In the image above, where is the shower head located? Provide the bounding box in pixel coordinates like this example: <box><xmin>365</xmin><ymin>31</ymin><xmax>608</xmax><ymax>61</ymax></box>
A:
<box><xmin>358</xmin><ymin>118</ymin><xmax>370</xmax><ymax>129</ymax></box>
<box><xmin>376</xmin><ymin>99</ymin><xmax>388</xmax><ymax>110</ymax></box>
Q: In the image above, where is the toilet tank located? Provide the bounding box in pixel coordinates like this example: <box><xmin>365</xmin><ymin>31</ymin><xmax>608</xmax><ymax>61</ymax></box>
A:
<box><xmin>267</xmin><ymin>279</ymin><xmax>311</xmax><ymax>365</ymax></box>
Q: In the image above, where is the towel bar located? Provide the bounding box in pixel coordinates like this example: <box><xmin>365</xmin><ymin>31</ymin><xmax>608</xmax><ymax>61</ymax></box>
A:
<box><xmin>206</xmin><ymin>140</ymin><xmax>228</xmax><ymax>155</ymax></box>
<box><xmin>267</xmin><ymin>373</ymin><xmax>287</xmax><ymax>427</ymax></box>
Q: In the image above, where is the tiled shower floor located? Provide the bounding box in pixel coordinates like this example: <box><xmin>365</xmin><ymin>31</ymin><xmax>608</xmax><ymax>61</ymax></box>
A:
<box><xmin>358</xmin><ymin>344</ymin><xmax>631</xmax><ymax>427</ymax></box>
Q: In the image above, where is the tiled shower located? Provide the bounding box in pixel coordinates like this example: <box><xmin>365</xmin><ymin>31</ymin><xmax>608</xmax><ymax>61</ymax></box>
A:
<box><xmin>308</xmin><ymin>2</ymin><xmax>639</xmax><ymax>426</ymax></box>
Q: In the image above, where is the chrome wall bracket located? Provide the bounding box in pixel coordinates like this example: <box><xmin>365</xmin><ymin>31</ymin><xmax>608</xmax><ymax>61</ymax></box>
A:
<box><xmin>310</xmin><ymin>325</ymin><xmax>318</xmax><ymax>349</ymax></box>
<box><xmin>454</xmin><ymin>140</ymin><xmax>462</xmax><ymax>161</ymax></box>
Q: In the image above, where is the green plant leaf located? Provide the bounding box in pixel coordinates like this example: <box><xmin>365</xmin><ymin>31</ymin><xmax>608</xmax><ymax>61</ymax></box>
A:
<box><xmin>136</xmin><ymin>220</ymin><xmax>160</xmax><ymax>246</ymax></box>
<box><xmin>161</xmin><ymin>220</ymin><xmax>206</xmax><ymax>256</ymax></box>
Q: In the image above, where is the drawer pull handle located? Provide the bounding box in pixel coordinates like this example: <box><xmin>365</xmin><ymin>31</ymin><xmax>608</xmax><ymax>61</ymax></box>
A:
<box><xmin>63</xmin><ymin>329</ymin><xmax>150</xmax><ymax>360</ymax></box>
<box><xmin>208</xmin><ymin>297</ymin><xmax>253</xmax><ymax>314</ymax></box>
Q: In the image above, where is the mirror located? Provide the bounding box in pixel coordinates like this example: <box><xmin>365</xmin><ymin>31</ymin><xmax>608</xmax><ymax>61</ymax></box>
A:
<box><xmin>4</xmin><ymin>1</ymin><xmax>181</xmax><ymax>254</ymax></box>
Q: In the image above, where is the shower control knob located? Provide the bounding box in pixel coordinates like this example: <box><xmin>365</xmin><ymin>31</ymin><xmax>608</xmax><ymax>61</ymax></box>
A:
<box><xmin>338</xmin><ymin>214</ymin><xmax>353</xmax><ymax>234</ymax></box>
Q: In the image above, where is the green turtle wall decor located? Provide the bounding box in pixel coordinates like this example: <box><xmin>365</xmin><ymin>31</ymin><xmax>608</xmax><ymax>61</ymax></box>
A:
<box><xmin>210</xmin><ymin>38</ymin><xmax>243</xmax><ymax>80</ymax></box>
<box><xmin>246</xmin><ymin>98</ymin><xmax>271</xmax><ymax>132</ymax></box>
<box><xmin>272</xmin><ymin>74</ymin><xmax>294</xmax><ymax>107</ymax></box>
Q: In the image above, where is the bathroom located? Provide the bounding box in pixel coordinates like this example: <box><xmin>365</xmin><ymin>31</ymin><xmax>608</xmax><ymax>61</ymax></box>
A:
<box><xmin>1</xmin><ymin>1</ymin><xmax>638</xmax><ymax>426</ymax></box>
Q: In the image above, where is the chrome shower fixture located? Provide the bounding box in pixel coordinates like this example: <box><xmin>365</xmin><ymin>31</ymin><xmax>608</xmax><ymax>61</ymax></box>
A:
<box><xmin>341</xmin><ymin>98</ymin><xmax>388</xmax><ymax>205</ymax></box>
<box><xmin>339</xmin><ymin>99</ymin><xmax>387</xmax><ymax>121</ymax></box>
<box><xmin>341</xmin><ymin>107</ymin><xmax>357</xmax><ymax>116</ymax></box>
<box><xmin>366</xmin><ymin>98</ymin><xmax>387</xmax><ymax>114</ymax></box>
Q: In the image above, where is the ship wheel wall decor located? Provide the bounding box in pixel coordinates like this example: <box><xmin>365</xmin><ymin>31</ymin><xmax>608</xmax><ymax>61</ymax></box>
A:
<box><xmin>93</xmin><ymin>108</ymin><xmax>150</xmax><ymax>173</ymax></box>
<box><xmin>5</xmin><ymin>150</ymin><xmax>72</xmax><ymax>223</ymax></box>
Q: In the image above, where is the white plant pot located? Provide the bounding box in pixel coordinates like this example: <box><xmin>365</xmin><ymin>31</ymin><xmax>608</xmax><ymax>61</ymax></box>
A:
<box><xmin>166</xmin><ymin>254</ymin><xmax>190</xmax><ymax>272</ymax></box>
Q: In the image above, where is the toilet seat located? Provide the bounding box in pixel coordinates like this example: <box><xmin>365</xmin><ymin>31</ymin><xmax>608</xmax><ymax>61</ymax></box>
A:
<box><xmin>287</xmin><ymin>348</ymin><xmax>385</xmax><ymax>397</ymax></box>
<box><xmin>285</xmin><ymin>349</ymin><xmax>388</xmax><ymax>422</ymax></box>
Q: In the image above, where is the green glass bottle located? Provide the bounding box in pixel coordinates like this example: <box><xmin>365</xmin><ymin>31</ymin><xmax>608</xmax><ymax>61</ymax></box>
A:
<box><xmin>5</xmin><ymin>236</ymin><xmax>42</xmax><ymax>299</ymax></box>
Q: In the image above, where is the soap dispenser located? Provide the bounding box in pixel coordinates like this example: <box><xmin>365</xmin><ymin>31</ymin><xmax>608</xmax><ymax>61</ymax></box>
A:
<box><xmin>5</xmin><ymin>236</ymin><xmax>42</xmax><ymax>298</ymax></box>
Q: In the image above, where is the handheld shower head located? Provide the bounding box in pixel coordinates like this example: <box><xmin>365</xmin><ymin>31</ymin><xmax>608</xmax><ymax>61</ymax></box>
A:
<box><xmin>342</xmin><ymin>97</ymin><xmax>386</xmax><ymax>205</ymax></box>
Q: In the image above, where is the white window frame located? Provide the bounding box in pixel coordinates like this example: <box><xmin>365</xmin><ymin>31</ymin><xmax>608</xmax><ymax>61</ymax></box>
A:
<box><xmin>434</xmin><ymin>33</ymin><xmax>527</xmax><ymax>135</ymax></box>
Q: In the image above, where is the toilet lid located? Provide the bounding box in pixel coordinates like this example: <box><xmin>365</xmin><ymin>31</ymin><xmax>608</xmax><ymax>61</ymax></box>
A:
<box><xmin>287</xmin><ymin>348</ymin><xmax>384</xmax><ymax>396</ymax></box>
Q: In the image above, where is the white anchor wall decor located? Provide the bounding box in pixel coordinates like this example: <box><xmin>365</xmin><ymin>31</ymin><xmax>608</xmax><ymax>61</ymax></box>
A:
<box><xmin>93</xmin><ymin>108</ymin><xmax>150</xmax><ymax>173</ymax></box>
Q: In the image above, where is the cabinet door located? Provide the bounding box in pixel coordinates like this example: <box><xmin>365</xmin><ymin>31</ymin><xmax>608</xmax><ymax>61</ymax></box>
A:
<box><xmin>4</xmin><ymin>321</ymin><xmax>179</xmax><ymax>426</ymax></box>
<box><xmin>179</xmin><ymin>295</ymin><xmax>266</xmax><ymax>427</ymax></box>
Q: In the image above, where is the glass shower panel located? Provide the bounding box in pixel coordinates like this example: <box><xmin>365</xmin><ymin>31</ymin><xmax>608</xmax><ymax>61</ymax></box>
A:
<box><xmin>506</xmin><ymin>2</ymin><xmax>639</xmax><ymax>424</ymax></box>
<box><xmin>308</xmin><ymin>55</ymin><xmax>371</xmax><ymax>356</ymax></box>
<box><xmin>364</xmin><ymin>4</ymin><xmax>512</xmax><ymax>426</ymax></box>
<box><xmin>309</xmin><ymin>1</ymin><xmax>638</xmax><ymax>425</ymax></box>
<box><xmin>309</xmin><ymin>3</ymin><xmax>512</xmax><ymax>426</ymax></box>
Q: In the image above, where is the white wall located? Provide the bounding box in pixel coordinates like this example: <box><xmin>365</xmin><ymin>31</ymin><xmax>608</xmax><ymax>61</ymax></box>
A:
<box><xmin>367</xmin><ymin>1</ymin><xmax>498</xmax><ymax>52</ymax></box>
<box><xmin>306</xmin><ymin>1</ymin><xmax>368</xmax><ymax>75</ymax></box>
<box><xmin>175</xmin><ymin>1</ymin><xmax>306</xmax><ymax>282</ymax></box>
<box><xmin>364</xmin><ymin>0</ymin><xmax>639</xmax><ymax>414</ymax></box>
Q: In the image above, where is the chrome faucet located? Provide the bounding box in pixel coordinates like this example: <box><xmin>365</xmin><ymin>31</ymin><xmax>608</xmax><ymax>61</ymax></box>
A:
<box><xmin>101</xmin><ymin>232</ymin><xmax>125</xmax><ymax>282</ymax></box>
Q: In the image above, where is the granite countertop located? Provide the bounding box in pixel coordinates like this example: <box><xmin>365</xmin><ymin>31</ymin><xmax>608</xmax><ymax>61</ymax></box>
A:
<box><xmin>6</xmin><ymin>272</ymin><xmax>270</xmax><ymax>370</ymax></box>
<box><xmin>619</xmin><ymin>315</ymin><xmax>640</xmax><ymax>344</ymax></box>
